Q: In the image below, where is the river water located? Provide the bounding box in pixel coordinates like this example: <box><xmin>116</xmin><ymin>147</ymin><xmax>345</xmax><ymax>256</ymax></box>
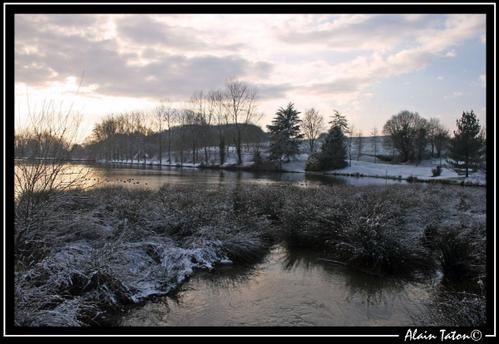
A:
<box><xmin>18</xmin><ymin>162</ymin><xmax>441</xmax><ymax>327</ymax></box>
<box><xmin>119</xmin><ymin>244</ymin><xmax>439</xmax><ymax>327</ymax></box>
<box><xmin>53</xmin><ymin>162</ymin><xmax>407</xmax><ymax>190</ymax></box>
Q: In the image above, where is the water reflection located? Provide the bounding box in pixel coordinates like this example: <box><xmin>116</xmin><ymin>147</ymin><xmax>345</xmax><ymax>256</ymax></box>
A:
<box><xmin>119</xmin><ymin>244</ymin><xmax>433</xmax><ymax>327</ymax></box>
<box><xmin>42</xmin><ymin>163</ymin><xmax>408</xmax><ymax>190</ymax></box>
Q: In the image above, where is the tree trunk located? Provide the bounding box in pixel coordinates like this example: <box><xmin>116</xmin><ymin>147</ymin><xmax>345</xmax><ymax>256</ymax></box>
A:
<box><xmin>236</xmin><ymin>127</ymin><xmax>242</xmax><ymax>165</ymax></box>
<box><xmin>168</xmin><ymin>133</ymin><xmax>171</xmax><ymax>164</ymax></box>
<box><xmin>219</xmin><ymin>135</ymin><xmax>225</xmax><ymax>165</ymax></box>
<box><xmin>159</xmin><ymin>132</ymin><xmax>162</xmax><ymax>166</ymax></box>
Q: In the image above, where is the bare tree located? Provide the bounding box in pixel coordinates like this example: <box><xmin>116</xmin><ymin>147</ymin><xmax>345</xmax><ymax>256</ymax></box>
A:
<box><xmin>224</xmin><ymin>80</ymin><xmax>257</xmax><ymax>165</ymax></box>
<box><xmin>15</xmin><ymin>102</ymin><xmax>90</xmax><ymax>251</ymax></box>
<box><xmin>346</xmin><ymin>123</ymin><xmax>354</xmax><ymax>166</ymax></box>
<box><xmin>154</xmin><ymin>105</ymin><xmax>164</xmax><ymax>165</ymax></box>
<box><xmin>208</xmin><ymin>90</ymin><xmax>228</xmax><ymax>165</ymax></box>
<box><xmin>383</xmin><ymin>110</ymin><xmax>428</xmax><ymax>162</ymax></box>
<box><xmin>191</xmin><ymin>91</ymin><xmax>214</xmax><ymax>165</ymax></box>
<box><xmin>187</xmin><ymin>93</ymin><xmax>206</xmax><ymax>165</ymax></box>
<box><xmin>129</xmin><ymin>112</ymin><xmax>147</xmax><ymax>164</ymax></box>
<box><xmin>356</xmin><ymin>129</ymin><xmax>363</xmax><ymax>160</ymax></box>
<box><xmin>176</xmin><ymin>108</ymin><xmax>189</xmax><ymax>166</ymax></box>
<box><xmin>414</xmin><ymin>116</ymin><xmax>429</xmax><ymax>163</ymax></box>
<box><xmin>434</xmin><ymin>124</ymin><xmax>450</xmax><ymax>166</ymax></box>
<box><xmin>301</xmin><ymin>108</ymin><xmax>324</xmax><ymax>154</ymax></box>
<box><xmin>370</xmin><ymin>127</ymin><xmax>378</xmax><ymax>163</ymax></box>
<box><xmin>158</xmin><ymin>100</ymin><xmax>177</xmax><ymax>164</ymax></box>
<box><xmin>428</xmin><ymin>118</ymin><xmax>449</xmax><ymax>160</ymax></box>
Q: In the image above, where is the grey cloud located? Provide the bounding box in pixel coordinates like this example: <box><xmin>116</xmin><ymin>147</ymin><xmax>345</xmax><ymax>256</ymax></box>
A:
<box><xmin>44</xmin><ymin>14</ymin><xmax>100</xmax><ymax>27</ymax></box>
<box><xmin>116</xmin><ymin>15</ymin><xmax>244</xmax><ymax>52</ymax></box>
<box><xmin>250</xmin><ymin>83</ymin><xmax>294</xmax><ymax>100</ymax></box>
<box><xmin>117</xmin><ymin>15</ymin><xmax>206</xmax><ymax>49</ymax></box>
<box><xmin>303</xmin><ymin>77</ymin><xmax>369</xmax><ymax>94</ymax></box>
<box><xmin>15</xmin><ymin>16</ymin><xmax>274</xmax><ymax>99</ymax></box>
<box><xmin>277</xmin><ymin>14</ymin><xmax>442</xmax><ymax>50</ymax></box>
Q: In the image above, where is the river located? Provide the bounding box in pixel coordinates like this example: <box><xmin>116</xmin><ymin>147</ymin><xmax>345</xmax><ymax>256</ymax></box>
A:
<box><xmin>17</xmin><ymin>162</ymin><xmax>448</xmax><ymax>327</ymax></box>
<box><xmin>44</xmin><ymin>162</ymin><xmax>407</xmax><ymax>191</ymax></box>
<box><xmin>119</xmin><ymin>244</ymin><xmax>438</xmax><ymax>326</ymax></box>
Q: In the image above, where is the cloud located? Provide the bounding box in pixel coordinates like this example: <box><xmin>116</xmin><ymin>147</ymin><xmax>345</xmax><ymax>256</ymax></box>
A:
<box><xmin>445</xmin><ymin>49</ymin><xmax>456</xmax><ymax>57</ymax></box>
<box><xmin>15</xmin><ymin>13</ymin><xmax>486</xmax><ymax>123</ymax></box>
<box><xmin>116</xmin><ymin>15</ymin><xmax>207</xmax><ymax>49</ymax></box>
<box><xmin>15</xmin><ymin>14</ymin><xmax>274</xmax><ymax>99</ymax></box>
<box><xmin>480</xmin><ymin>74</ymin><xmax>486</xmax><ymax>88</ymax></box>
<box><xmin>250</xmin><ymin>82</ymin><xmax>293</xmax><ymax>100</ymax></box>
<box><xmin>276</xmin><ymin>14</ymin><xmax>442</xmax><ymax>52</ymax></box>
<box><xmin>280</xmin><ymin>14</ymin><xmax>485</xmax><ymax>97</ymax></box>
<box><xmin>302</xmin><ymin>76</ymin><xmax>371</xmax><ymax>94</ymax></box>
<box><xmin>115</xmin><ymin>15</ymin><xmax>245</xmax><ymax>54</ymax></box>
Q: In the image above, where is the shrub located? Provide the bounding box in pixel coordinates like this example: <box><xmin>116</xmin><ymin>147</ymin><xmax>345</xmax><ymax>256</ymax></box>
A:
<box><xmin>407</xmin><ymin>176</ymin><xmax>419</xmax><ymax>182</ymax></box>
<box><xmin>14</xmin><ymin>184</ymin><xmax>486</xmax><ymax>326</ymax></box>
<box><xmin>429</xmin><ymin>223</ymin><xmax>485</xmax><ymax>282</ymax></box>
<box><xmin>304</xmin><ymin>153</ymin><xmax>322</xmax><ymax>171</ymax></box>
<box><xmin>432</xmin><ymin>165</ymin><xmax>442</xmax><ymax>177</ymax></box>
<box><xmin>252</xmin><ymin>150</ymin><xmax>263</xmax><ymax>166</ymax></box>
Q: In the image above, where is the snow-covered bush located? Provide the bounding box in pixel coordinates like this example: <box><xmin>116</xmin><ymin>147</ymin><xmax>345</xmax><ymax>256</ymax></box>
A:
<box><xmin>279</xmin><ymin>187</ymin><xmax>347</xmax><ymax>246</ymax></box>
<box><xmin>14</xmin><ymin>183</ymin><xmax>486</xmax><ymax>326</ymax></box>
<box><xmin>278</xmin><ymin>185</ymin><xmax>483</xmax><ymax>275</ymax></box>
<box><xmin>304</xmin><ymin>153</ymin><xmax>322</xmax><ymax>171</ymax></box>
<box><xmin>14</xmin><ymin>185</ymin><xmax>273</xmax><ymax>326</ymax></box>
<box><xmin>424</xmin><ymin>220</ymin><xmax>485</xmax><ymax>283</ymax></box>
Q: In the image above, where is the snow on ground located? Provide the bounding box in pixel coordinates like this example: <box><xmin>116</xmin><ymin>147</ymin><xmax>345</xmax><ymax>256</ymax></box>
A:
<box><xmin>326</xmin><ymin>160</ymin><xmax>486</xmax><ymax>185</ymax></box>
<box><xmin>280</xmin><ymin>158</ymin><xmax>486</xmax><ymax>185</ymax></box>
<box><xmin>99</xmin><ymin>139</ymin><xmax>485</xmax><ymax>186</ymax></box>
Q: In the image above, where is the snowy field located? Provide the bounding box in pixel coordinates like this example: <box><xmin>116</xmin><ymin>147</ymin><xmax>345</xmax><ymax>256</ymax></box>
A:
<box><xmin>324</xmin><ymin>160</ymin><xmax>486</xmax><ymax>185</ymax></box>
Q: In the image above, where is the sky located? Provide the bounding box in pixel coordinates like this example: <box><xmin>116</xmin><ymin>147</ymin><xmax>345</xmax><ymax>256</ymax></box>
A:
<box><xmin>14</xmin><ymin>14</ymin><xmax>486</xmax><ymax>142</ymax></box>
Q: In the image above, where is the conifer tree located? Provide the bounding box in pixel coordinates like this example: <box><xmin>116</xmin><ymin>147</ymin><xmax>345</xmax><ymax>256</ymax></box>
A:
<box><xmin>306</xmin><ymin>110</ymin><xmax>348</xmax><ymax>170</ymax></box>
<box><xmin>449</xmin><ymin>110</ymin><xmax>484</xmax><ymax>177</ymax></box>
<box><xmin>267</xmin><ymin>103</ymin><xmax>303</xmax><ymax>168</ymax></box>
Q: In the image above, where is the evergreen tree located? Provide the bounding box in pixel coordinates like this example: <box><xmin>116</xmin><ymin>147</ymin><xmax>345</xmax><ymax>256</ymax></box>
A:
<box><xmin>267</xmin><ymin>103</ymin><xmax>303</xmax><ymax>167</ymax></box>
<box><xmin>306</xmin><ymin>110</ymin><xmax>348</xmax><ymax>170</ymax></box>
<box><xmin>449</xmin><ymin>110</ymin><xmax>484</xmax><ymax>177</ymax></box>
<box><xmin>330</xmin><ymin>110</ymin><xmax>348</xmax><ymax>132</ymax></box>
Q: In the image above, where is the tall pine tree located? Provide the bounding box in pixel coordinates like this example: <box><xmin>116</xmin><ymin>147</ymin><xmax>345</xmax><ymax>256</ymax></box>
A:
<box><xmin>267</xmin><ymin>103</ymin><xmax>303</xmax><ymax>167</ymax></box>
<box><xmin>449</xmin><ymin>110</ymin><xmax>484</xmax><ymax>177</ymax></box>
<box><xmin>307</xmin><ymin>110</ymin><xmax>348</xmax><ymax>170</ymax></box>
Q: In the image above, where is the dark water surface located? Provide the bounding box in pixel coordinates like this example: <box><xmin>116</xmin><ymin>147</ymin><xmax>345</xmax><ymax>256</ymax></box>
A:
<box><xmin>119</xmin><ymin>244</ymin><xmax>439</xmax><ymax>326</ymax></box>
<box><xmin>73</xmin><ymin>163</ymin><xmax>407</xmax><ymax>190</ymax></box>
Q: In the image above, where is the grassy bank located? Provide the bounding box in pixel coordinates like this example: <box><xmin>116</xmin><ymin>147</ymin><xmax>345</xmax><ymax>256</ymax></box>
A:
<box><xmin>14</xmin><ymin>184</ymin><xmax>486</xmax><ymax>327</ymax></box>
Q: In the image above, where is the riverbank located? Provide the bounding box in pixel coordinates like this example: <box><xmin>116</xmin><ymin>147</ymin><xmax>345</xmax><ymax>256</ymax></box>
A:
<box><xmin>15</xmin><ymin>184</ymin><xmax>486</xmax><ymax>327</ymax></box>
<box><xmin>97</xmin><ymin>158</ymin><xmax>486</xmax><ymax>187</ymax></box>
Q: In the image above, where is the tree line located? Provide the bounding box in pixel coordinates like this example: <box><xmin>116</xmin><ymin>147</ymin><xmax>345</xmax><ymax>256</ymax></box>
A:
<box><xmin>264</xmin><ymin>104</ymin><xmax>485</xmax><ymax>177</ymax></box>
<box><xmin>14</xmin><ymin>86</ymin><xmax>486</xmax><ymax>177</ymax></box>
<box><xmin>86</xmin><ymin>80</ymin><xmax>266</xmax><ymax>166</ymax></box>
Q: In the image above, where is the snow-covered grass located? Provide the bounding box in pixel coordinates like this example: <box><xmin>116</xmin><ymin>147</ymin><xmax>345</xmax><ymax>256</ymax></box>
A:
<box><xmin>15</xmin><ymin>184</ymin><xmax>486</xmax><ymax>327</ymax></box>
<box><xmin>15</xmin><ymin>185</ymin><xmax>273</xmax><ymax>326</ymax></box>
<box><xmin>97</xmin><ymin>140</ymin><xmax>486</xmax><ymax>187</ymax></box>
<box><xmin>325</xmin><ymin>160</ymin><xmax>486</xmax><ymax>186</ymax></box>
